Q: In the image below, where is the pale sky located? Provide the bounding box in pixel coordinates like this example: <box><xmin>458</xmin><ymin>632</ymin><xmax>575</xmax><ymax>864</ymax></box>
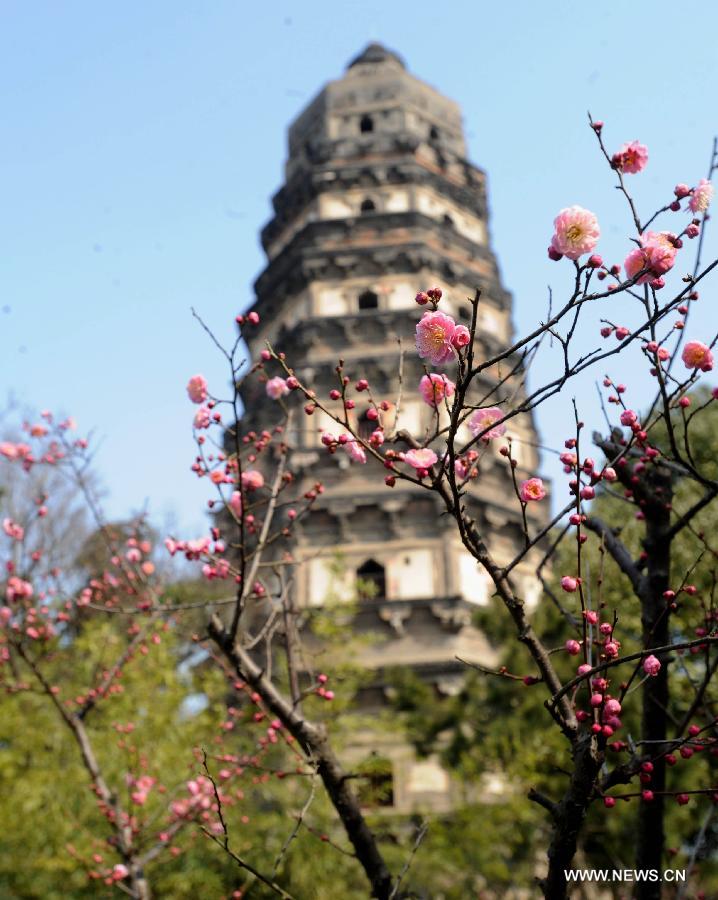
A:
<box><xmin>2</xmin><ymin>1</ymin><xmax>717</xmax><ymax>534</ymax></box>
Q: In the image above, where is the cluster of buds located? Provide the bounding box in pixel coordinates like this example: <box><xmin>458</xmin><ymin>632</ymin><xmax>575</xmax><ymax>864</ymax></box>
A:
<box><xmin>414</xmin><ymin>286</ymin><xmax>443</xmax><ymax>307</ymax></box>
<box><xmin>316</xmin><ymin>673</ymin><xmax>334</xmax><ymax>701</ymax></box>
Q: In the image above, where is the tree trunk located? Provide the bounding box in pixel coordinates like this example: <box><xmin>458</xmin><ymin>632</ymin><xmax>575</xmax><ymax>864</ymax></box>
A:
<box><xmin>542</xmin><ymin>731</ymin><xmax>604</xmax><ymax>899</ymax></box>
<box><xmin>635</xmin><ymin>467</ymin><xmax>673</xmax><ymax>900</ymax></box>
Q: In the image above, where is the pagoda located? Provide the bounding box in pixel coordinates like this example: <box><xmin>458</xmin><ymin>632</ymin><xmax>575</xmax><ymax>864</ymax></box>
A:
<box><xmin>239</xmin><ymin>43</ymin><xmax>547</xmax><ymax>811</ymax></box>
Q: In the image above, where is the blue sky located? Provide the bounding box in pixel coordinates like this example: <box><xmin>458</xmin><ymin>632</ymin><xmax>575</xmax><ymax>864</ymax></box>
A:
<box><xmin>2</xmin><ymin>2</ymin><xmax>717</xmax><ymax>534</ymax></box>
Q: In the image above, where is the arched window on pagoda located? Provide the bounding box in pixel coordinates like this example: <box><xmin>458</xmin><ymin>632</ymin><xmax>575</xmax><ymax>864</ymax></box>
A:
<box><xmin>357</xmin><ymin>559</ymin><xmax>386</xmax><ymax>601</ymax></box>
<box><xmin>358</xmin><ymin>289</ymin><xmax>379</xmax><ymax>311</ymax></box>
<box><xmin>360</xmin><ymin>197</ymin><xmax>376</xmax><ymax>214</ymax></box>
<box><xmin>360</xmin><ymin>114</ymin><xmax>374</xmax><ymax>133</ymax></box>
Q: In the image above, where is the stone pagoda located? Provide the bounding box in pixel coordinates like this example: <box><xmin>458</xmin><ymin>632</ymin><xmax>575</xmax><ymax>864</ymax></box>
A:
<box><xmin>239</xmin><ymin>43</ymin><xmax>547</xmax><ymax>812</ymax></box>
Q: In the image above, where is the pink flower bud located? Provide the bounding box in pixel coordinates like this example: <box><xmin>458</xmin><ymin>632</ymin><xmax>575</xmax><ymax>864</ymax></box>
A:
<box><xmin>561</xmin><ymin>576</ymin><xmax>579</xmax><ymax>593</ymax></box>
<box><xmin>565</xmin><ymin>639</ymin><xmax>581</xmax><ymax>656</ymax></box>
<box><xmin>620</xmin><ymin>409</ymin><xmax>638</xmax><ymax>426</ymax></box>
<box><xmin>643</xmin><ymin>654</ymin><xmax>661</xmax><ymax>677</ymax></box>
<box><xmin>451</xmin><ymin>325</ymin><xmax>471</xmax><ymax>349</ymax></box>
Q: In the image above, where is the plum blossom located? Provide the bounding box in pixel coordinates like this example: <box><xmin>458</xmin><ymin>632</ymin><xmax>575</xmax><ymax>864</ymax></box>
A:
<box><xmin>2</xmin><ymin>518</ymin><xmax>24</xmax><ymax>541</ymax></box>
<box><xmin>624</xmin><ymin>231</ymin><xmax>677</xmax><ymax>284</ymax></box>
<box><xmin>193</xmin><ymin>406</ymin><xmax>211</xmax><ymax>429</ymax></box>
<box><xmin>689</xmin><ymin>179</ymin><xmax>714</xmax><ymax>214</ymax></box>
<box><xmin>611</xmin><ymin>140</ymin><xmax>648</xmax><ymax>174</ymax></box>
<box><xmin>229</xmin><ymin>491</ymin><xmax>242</xmax><ymax>517</ymax></box>
<box><xmin>342</xmin><ymin>439</ymin><xmax>367</xmax><ymax>464</ymax></box>
<box><xmin>681</xmin><ymin>341</ymin><xmax>714</xmax><ymax>372</ymax></box>
<box><xmin>643</xmin><ymin>654</ymin><xmax>661</xmax><ymax>677</ymax></box>
<box><xmin>6</xmin><ymin>576</ymin><xmax>33</xmax><ymax>603</ymax></box>
<box><xmin>186</xmin><ymin>375</ymin><xmax>208</xmax><ymax>404</ymax></box>
<box><xmin>550</xmin><ymin>206</ymin><xmax>600</xmax><ymax>260</ymax></box>
<box><xmin>519</xmin><ymin>478</ymin><xmax>546</xmax><ymax>502</ymax></box>
<box><xmin>171</xmin><ymin>776</ymin><xmax>216</xmax><ymax>819</ymax></box>
<box><xmin>241</xmin><ymin>470</ymin><xmax>265</xmax><ymax>491</ymax></box>
<box><xmin>468</xmin><ymin>407</ymin><xmax>506</xmax><ymax>441</ymax></box>
<box><xmin>620</xmin><ymin>409</ymin><xmax>638</xmax><ymax>426</ymax></box>
<box><xmin>112</xmin><ymin>864</ymin><xmax>129</xmax><ymax>880</ymax></box>
<box><xmin>415</xmin><ymin>311</ymin><xmax>457</xmax><ymax>366</ymax></box>
<box><xmin>0</xmin><ymin>442</ymin><xmax>31</xmax><ymax>460</ymax></box>
<box><xmin>419</xmin><ymin>373</ymin><xmax>455</xmax><ymax>407</ymax></box>
<box><xmin>404</xmin><ymin>448</ymin><xmax>438</xmax><ymax>470</ymax></box>
<box><xmin>266</xmin><ymin>377</ymin><xmax>289</xmax><ymax>400</ymax></box>
<box><xmin>451</xmin><ymin>324</ymin><xmax>471</xmax><ymax>349</ymax></box>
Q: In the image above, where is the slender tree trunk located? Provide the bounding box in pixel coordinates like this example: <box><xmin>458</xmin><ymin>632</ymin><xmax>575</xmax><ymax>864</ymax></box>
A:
<box><xmin>542</xmin><ymin>732</ymin><xmax>604</xmax><ymax>899</ymax></box>
<box><xmin>209</xmin><ymin>616</ymin><xmax>395</xmax><ymax>900</ymax></box>
<box><xmin>635</xmin><ymin>468</ymin><xmax>673</xmax><ymax>900</ymax></box>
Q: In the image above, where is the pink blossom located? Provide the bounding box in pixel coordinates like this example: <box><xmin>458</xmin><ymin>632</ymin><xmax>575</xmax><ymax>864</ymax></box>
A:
<box><xmin>565</xmin><ymin>639</ymin><xmax>581</xmax><ymax>655</ymax></box>
<box><xmin>643</xmin><ymin>654</ymin><xmax>661</xmax><ymax>677</ymax></box>
<box><xmin>2</xmin><ymin>518</ymin><xmax>24</xmax><ymax>541</ymax></box>
<box><xmin>625</xmin><ymin>232</ymin><xmax>677</xmax><ymax>284</ymax></box>
<box><xmin>451</xmin><ymin>324</ymin><xmax>470</xmax><ymax>349</ymax></box>
<box><xmin>266</xmin><ymin>377</ymin><xmax>289</xmax><ymax>400</ymax></box>
<box><xmin>0</xmin><ymin>442</ymin><xmax>18</xmax><ymax>460</ymax></box>
<box><xmin>186</xmin><ymin>375</ymin><xmax>208</xmax><ymax>404</ymax></box>
<box><xmin>241</xmin><ymin>470</ymin><xmax>264</xmax><ymax>491</ymax></box>
<box><xmin>415</xmin><ymin>311</ymin><xmax>457</xmax><ymax>366</ymax></box>
<box><xmin>620</xmin><ymin>409</ymin><xmax>638</xmax><ymax>426</ymax></box>
<box><xmin>642</xmin><ymin>231</ymin><xmax>677</xmax><ymax>276</ymax></box>
<box><xmin>342</xmin><ymin>439</ymin><xmax>367</xmax><ymax>464</ymax></box>
<box><xmin>404</xmin><ymin>448</ymin><xmax>438</xmax><ymax>470</ymax></box>
<box><xmin>624</xmin><ymin>247</ymin><xmax>649</xmax><ymax>283</ymax></box>
<box><xmin>468</xmin><ymin>407</ymin><xmax>506</xmax><ymax>442</ymax></box>
<box><xmin>682</xmin><ymin>341</ymin><xmax>714</xmax><ymax>372</ymax></box>
<box><xmin>112</xmin><ymin>864</ymin><xmax>129</xmax><ymax>880</ymax></box>
<box><xmin>193</xmin><ymin>406</ymin><xmax>211</xmax><ymax>429</ymax></box>
<box><xmin>561</xmin><ymin>576</ymin><xmax>578</xmax><ymax>593</ymax></box>
<box><xmin>612</xmin><ymin>141</ymin><xmax>648</xmax><ymax>174</ymax></box>
<box><xmin>550</xmin><ymin>206</ymin><xmax>600</xmax><ymax>260</ymax></box>
<box><xmin>519</xmin><ymin>477</ymin><xmax>546</xmax><ymax>502</ymax></box>
<box><xmin>6</xmin><ymin>576</ymin><xmax>32</xmax><ymax>603</ymax></box>
<box><xmin>689</xmin><ymin>179</ymin><xmax>714</xmax><ymax>214</ymax></box>
<box><xmin>229</xmin><ymin>491</ymin><xmax>242</xmax><ymax>517</ymax></box>
<box><xmin>419</xmin><ymin>373</ymin><xmax>455</xmax><ymax>407</ymax></box>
